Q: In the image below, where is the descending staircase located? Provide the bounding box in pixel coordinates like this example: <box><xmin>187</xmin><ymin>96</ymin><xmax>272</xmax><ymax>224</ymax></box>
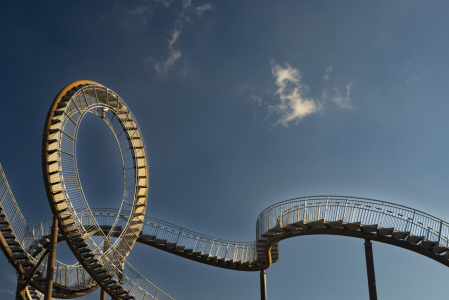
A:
<box><xmin>0</xmin><ymin>164</ymin><xmax>170</xmax><ymax>299</ymax></box>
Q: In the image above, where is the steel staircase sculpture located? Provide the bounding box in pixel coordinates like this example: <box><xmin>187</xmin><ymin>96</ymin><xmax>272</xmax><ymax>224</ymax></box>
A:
<box><xmin>2</xmin><ymin>80</ymin><xmax>449</xmax><ymax>299</ymax></box>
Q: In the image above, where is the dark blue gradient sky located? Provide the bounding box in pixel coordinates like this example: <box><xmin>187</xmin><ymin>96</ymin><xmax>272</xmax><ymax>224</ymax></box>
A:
<box><xmin>1</xmin><ymin>1</ymin><xmax>449</xmax><ymax>299</ymax></box>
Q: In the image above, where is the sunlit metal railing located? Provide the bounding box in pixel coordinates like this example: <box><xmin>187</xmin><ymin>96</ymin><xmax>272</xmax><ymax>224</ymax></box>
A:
<box><xmin>91</xmin><ymin>209</ymin><xmax>257</xmax><ymax>263</ymax></box>
<box><xmin>256</xmin><ymin>196</ymin><xmax>449</xmax><ymax>248</ymax></box>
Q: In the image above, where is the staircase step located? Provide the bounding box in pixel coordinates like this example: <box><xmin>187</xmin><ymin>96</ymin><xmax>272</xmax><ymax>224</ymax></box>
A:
<box><xmin>306</xmin><ymin>219</ymin><xmax>327</xmax><ymax>229</ymax></box>
<box><xmin>378</xmin><ymin>227</ymin><xmax>394</xmax><ymax>236</ymax></box>
<box><xmin>292</xmin><ymin>220</ymin><xmax>310</xmax><ymax>229</ymax></box>
<box><xmin>433</xmin><ymin>246</ymin><xmax>449</xmax><ymax>254</ymax></box>
<box><xmin>262</xmin><ymin>230</ymin><xmax>277</xmax><ymax>237</ymax></box>
<box><xmin>326</xmin><ymin>220</ymin><xmax>344</xmax><ymax>229</ymax></box>
<box><xmin>406</xmin><ymin>235</ymin><xmax>424</xmax><ymax>245</ymax></box>
<box><xmin>1</xmin><ymin>232</ymin><xmax>16</xmax><ymax>239</ymax></box>
<box><xmin>7</xmin><ymin>240</ymin><xmax>20</xmax><ymax>246</ymax></box>
<box><xmin>19</xmin><ymin>260</ymin><xmax>34</xmax><ymax>267</ymax></box>
<box><xmin>14</xmin><ymin>253</ymin><xmax>28</xmax><ymax>260</ymax></box>
<box><xmin>175</xmin><ymin>246</ymin><xmax>185</xmax><ymax>252</ymax></box>
<box><xmin>140</xmin><ymin>234</ymin><xmax>155</xmax><ymax>241</ymax></box>
<box><xmin>343</xmin><ymin>222</ymin><xmax>361</xmax><ymax>231</ymax></box>
<box><xmin>10</xmin><ymin>246</ymin><xmax>23</xmax><ymax>252</ymax></box>
<box><xmin>361</xmin><ymin>224</ymin><xmax>378</xmax><ymax>233</ymax></box>
<box><xmin>391</xmin><ymin>231</ymin><xmax>409</xmax><ymax>240</ymax></box>
<box><xmin>269</xmin><ymin>225</ymin><xmax>286</xmax><ymax>232</ymax></box>
<box><xmin>154</xmin><ymin>239</ymin><xmax>166</xmax><ymax>245</ymax></box>
<box><xmin>0</xmin><ymin>224</ymin><xmax>12</xmax><ymax>231</ymax></box>
<box><xmin>282</xmin><ymin>224</ymin><xmax>302</xmax><ymax>231</ymax></box>
<box><xmin>192</xmin><ymin>251</ymin><xmax>203</xmax><ymax>257</ymax></box>
<box><xmin>166</xmin><ymin>242</ymin><xmax>176</xmax><ymax>248</ymax></box>
<box><xmin>419</xmin><ymin>240</ymin><xmax>437</xmax><ymax>250</ymax></box>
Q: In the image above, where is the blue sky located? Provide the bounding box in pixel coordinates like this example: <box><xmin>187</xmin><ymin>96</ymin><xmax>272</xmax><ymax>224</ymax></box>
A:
<box><xmin>2</xmin><ymin>0</ymin><xmax>449</xmax><ymax>299</ymax></box>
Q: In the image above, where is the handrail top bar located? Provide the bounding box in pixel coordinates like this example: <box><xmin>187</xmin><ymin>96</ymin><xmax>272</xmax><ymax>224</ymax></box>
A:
<box><xmin>256</xmin><ymin>195</ymin><xmax>447</xmax><ymax>224</ymax></box>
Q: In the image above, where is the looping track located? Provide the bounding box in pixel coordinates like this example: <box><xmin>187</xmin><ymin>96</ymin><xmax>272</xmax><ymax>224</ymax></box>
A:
<box><xmin>1</xmin><ymin>81</ymin><xmax>449</xmax><ymax>299</ymax></box>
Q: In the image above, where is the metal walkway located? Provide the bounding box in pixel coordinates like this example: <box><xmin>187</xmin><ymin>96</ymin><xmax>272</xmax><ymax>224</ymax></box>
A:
<box><xmin>4</xmin><ymin>159</ymin><xmax>449</xmax><ymax>299</ymax></box>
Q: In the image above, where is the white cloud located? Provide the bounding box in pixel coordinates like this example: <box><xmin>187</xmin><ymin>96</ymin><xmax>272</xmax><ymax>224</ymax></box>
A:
<box><xmin>151</xmin><ymin>25</ymin><xmax>183</xmax><ymax>73</ymax></box>
<box><xmin>249</xmin><ymin>63</ymin><xmax>354</xmax><ymax>127</ymax></box>
<box><xmin>182</xmin><ymin>0</ymin><xmax>192</xmax><ymax>9</ymax></box>
<box><xmin>331</xmin><ymin>82</ymin><xmax>353</xmax><ymax>109</ymax></box>
<box><xmin>196</xmin><ymin>3</ymin><xmax>213</xmax><ymax>14</ymax></box>
<box><xmin>323</xmin><ymin>65</ymin><xmax>333</xmax><ymax>80</ymax></box>
<box><xmin>155</xmin><ymin>0</ymin><xmax>172</xmax><ymax>7</ymax></box>
<box><xmin>168</xmin><ymin>27</ymin><xmax>182</xmax><ymax>49</ymax></box>
<box><xmin>271</xmin><ymin>64</ymin><xmax>320</xmax><ymax>126</ymax></box>
<box><xmin>126</xmin><ymin>5</ymin><xmax>148</xmax><ymax>15</ymax></box>
<box><xmin>149</xmin><ymin>1</ymin><xmax>213</xmax><ymax>74</ymax></box>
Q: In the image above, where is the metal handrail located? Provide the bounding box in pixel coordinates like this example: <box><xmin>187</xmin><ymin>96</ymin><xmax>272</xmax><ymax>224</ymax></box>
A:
<box><xmin>256</xmin><ymin>196</ymin><xmax>449</xmax><ymax>250</ymax></box>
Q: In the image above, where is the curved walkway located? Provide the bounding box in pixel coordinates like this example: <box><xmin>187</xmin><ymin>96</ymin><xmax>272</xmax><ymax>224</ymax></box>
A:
<box><xmin>3</xmin><ymin>159</ymin><xmax>449</xmax><ymax>299</ymax></box>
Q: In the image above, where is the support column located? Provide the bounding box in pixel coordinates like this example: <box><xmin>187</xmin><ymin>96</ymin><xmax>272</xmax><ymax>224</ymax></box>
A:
<box><xmin>15</xmin><ymin>276</ymin><xmax>26</xmax><ymax>300</ymax></box>
<box><xmin>260</xmin><ymin>270</ymin><xmax>267</xmax><ymax>300</ymax></box>
<box><xmin>364</xmin><ymin>239</ymin><xmax>377</xmax><ymax>300</ymax></box>
<box><xmin>100</xmin><ymin>288</ymin><xmax>107</xmax><ymax>300</ymax></box>
<box><xmin>44</xmin><ymin>216</ymin><xmax>59</xmax><ymax>300</ymax></box>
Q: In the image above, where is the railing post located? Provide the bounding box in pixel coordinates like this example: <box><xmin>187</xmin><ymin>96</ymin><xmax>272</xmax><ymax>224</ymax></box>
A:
<box><xmin>224</xmin><ymin>242</ymin><xmax>229</xmax><ymax>259</ymax></box>
<box><xmin>176</xmin><ymin>228</ymin><xmax>182</xmax><ymax>245</ymax></box>
<box><xmin>296</xmin><ymin>202</ymin><xmax>300</xmax><ymax>223</ymax></box>
<box><xmin>193</xmin><ymin>235</ymin><xmax>199</xmax><ymax>252</ymax></box>
<box><xmin>343</xmin><ymin>197</ymin><xmax>348</xmax><ymax>222</ymax></box>
<box><xmin>438</xmin><ymin>220</ymin><xmax>443</xmax><ymax>245</ymax></box>
<box><xmin>303</xmin><ymin>198</ymin><xmax>307</xmax><ymax>222</ymax></box>
<box><xmin>364</xmin><ymin>239</ymin><xmax>377</xmax><ymax>300</ymax></box>
<box><xmin>268</xmin><ymin>208</ymin><xmax>271</xmax><ymax>229</ymax></box>
<box><xmin>280</xmin><ymin>204</ymin><xmax>283</xmax><ymax>227</ymax></box>
<box><xmin>377</xmin><ymin>204</ymin><xmax>384</xmax><ymax>227</ymax></box>
<box><xmin>324</xmin><ymin>197</ymin><xmax>329</xmax><ymax>221</ymax></box>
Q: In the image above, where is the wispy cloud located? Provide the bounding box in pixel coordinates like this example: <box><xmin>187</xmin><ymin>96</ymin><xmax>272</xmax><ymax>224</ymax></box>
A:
<box><xmin>154</xmin><ymin>0</ymin><xmax>172</xmax><ymax>7</ymax></box>
<box><xmin>270</xmin><ymin>63</ymin><xmax>320</xmax><ymax>126</ymax></box>
<box><xmin>126</xmin><ymin>5</ymin><xmax>148</xmax><ymax>15</ymax></box>
<box><xmin>196</xmin><ymin>3</ymin><xmax>213</xmax><ymax>14</ymax></box>
<box><xmin>182</xmin><ymin>0</ymin><xmax>192</xmax><ymax>9</ymax></box>
<box><xmin>249</xmin><ymin>63</ymin><xmax>354</xmax><ymax>126</ymax></box>
<box><xmin>331</xmin><ymin>82</ymin><xmax>353</xmax><ymax>109</ymax></box>
<box><xmin>148</xmin><ymin>0</ymin><xmax>213</xmax><ymax>74</ymax></box>
<box><xmin>323</xmin><ymin>65</ymin><xmax>333</xmax><ymax>80</ymax></box>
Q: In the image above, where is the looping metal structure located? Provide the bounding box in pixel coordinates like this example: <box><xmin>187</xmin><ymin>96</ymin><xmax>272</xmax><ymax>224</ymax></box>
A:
<box><xmin>42</xmin><ymin>80</ymin><xmax>149</xmax><ymax>298</ymax></box>
<box><xmin>1</xmin><ymin>81</ymin><xmax>449</xmax><ymax>299</ymax></box>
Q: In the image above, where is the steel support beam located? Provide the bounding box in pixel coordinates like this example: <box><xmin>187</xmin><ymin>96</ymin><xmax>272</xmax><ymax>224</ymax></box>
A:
<box><xmin>44</xmin><ymin>216</ymin><xmax>59</xmax><ymax>300</ymax></box>
<box><xmin>100</xmin><ymin>288</ymin><xmax>107</xmax><ymax>300</ymax></box>
<box><xmin>15</xmin><ymin>277</ymin><xmax>26</xmax><ymax>300</ymax></box>
<box><xmin>260</xmin><ymin>270</ymin><xmax>267</xmax><ymax>300</ymax></box>
<box><xmin>364</xmin><ymin>239</ymin><xmax>377</xmax><ymax>300</ymax></box>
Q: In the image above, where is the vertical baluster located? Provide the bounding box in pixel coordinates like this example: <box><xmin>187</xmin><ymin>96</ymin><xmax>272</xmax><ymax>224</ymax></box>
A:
<box><xmin>303</xmin><ymin>198</ymin><xmax>307</xmax><ymax>222</ymax></box>
<box><xmin>324</xmin><ymin>197</ymin><xmax>329</xmax><ymax>221</ymax></box>
<box><xmin>343</xmin><ymin>198</ymin><xmax>348</xmax><ymax>222</ymax></box>
<box><xmin>280</xmin><ymin>204</ymin><xmax>283</xmax><ymax>227</ymax></box>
